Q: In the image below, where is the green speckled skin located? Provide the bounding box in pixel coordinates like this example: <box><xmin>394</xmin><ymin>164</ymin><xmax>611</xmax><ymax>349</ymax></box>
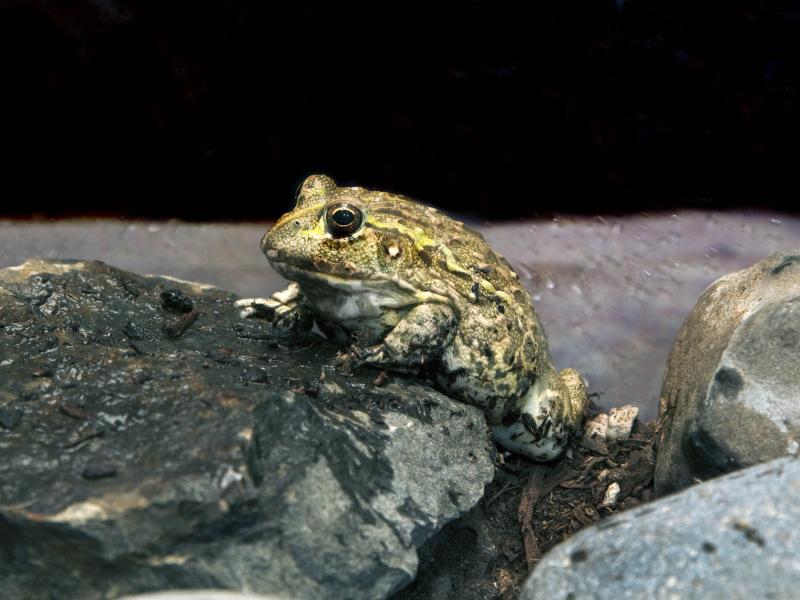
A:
<box><xmin>251</xmin><ymin>175</ymin><xmax>587</xmax><ymax>460</ymax></box>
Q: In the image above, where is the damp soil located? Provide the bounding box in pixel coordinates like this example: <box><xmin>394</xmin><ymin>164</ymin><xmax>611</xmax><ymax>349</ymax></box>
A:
<box><xmin>395</xmin><ymin>402</ymin><xmax>658</xmax><ymax>600</ymax></box>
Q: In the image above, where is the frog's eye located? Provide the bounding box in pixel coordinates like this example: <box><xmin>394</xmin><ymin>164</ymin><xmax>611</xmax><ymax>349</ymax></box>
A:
<box><xmin>325</xmin><ymin>203</ymin><xmax>364</xmax><ymax>238</ymax></box>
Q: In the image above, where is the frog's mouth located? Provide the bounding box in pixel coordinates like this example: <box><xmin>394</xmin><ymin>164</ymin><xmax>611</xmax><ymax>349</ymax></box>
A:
<box><xmin>267</xmin><ymin>255</ymin><xmax>451</xmax><ymax>306</ymax></box>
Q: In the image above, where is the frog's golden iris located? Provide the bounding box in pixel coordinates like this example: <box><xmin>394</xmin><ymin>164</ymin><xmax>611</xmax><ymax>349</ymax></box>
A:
<box><xmin>325</xmin><ymin>203</ymin><xmax>363</xmax><ymax>238</ymax></box>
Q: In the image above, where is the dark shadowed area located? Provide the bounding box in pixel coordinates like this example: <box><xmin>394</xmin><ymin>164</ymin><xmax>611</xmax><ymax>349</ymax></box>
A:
<box><xmin>2</xmin><ymin>1</ymin><xmax>800</xmax><ymax>219</ymax></box>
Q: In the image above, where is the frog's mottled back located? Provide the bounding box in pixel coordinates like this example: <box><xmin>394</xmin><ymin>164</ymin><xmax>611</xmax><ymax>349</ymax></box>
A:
<box><xmin>248</xmin><ymin>174</ymin><xmax>587</xmax><ymax>461</ymax></box>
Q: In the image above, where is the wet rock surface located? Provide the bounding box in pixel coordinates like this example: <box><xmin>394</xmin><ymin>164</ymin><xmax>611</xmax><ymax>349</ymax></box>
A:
<box><xmin>521</xmin><ymin>455</ymin><xmax>800</xmax><ymax>600</ymax></box>
<box><xmin>655</xmin><ymin>250</ymin><xmax>800</xmax><ymax>495</ymax></box>
<box><xmin>0</xmin><ymin>258</ymin><xmax>495</xmax><ymax>600</ymax></box>
<box><xmin>121</xmin><ymin>593</ymin><xmax>284</xmax><ymax>600</ymax></box>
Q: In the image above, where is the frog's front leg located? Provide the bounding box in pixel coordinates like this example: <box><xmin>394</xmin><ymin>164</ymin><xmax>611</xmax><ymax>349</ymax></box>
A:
<box><xmin>349</xmin><ymin>302</ymin><xmax>457</xmax><ymax>372</ymax></box>
<box><xmin>492</xmin><ymin>367</ymin><xmax>587</xmax><ymax>461</ymax></box>
<box><xmin>235</xmin><ymin>282</ymin><xmax>313</xmax><ymax>331</ymax></box>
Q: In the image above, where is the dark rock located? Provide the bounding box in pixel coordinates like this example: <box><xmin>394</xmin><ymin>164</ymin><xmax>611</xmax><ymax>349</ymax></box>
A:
<box><xmin>160</xmin><ymin>288</ymin><xmax>194</xmax><ymax>313</ymax></box>
<box><xmin>0</xmin><ymin>258</ymin><xmax>495</xmax><ymax>600</ymax></box>
<box><xmin>655</xmin><ymin>250</ymin><xmax>800</xmax><ymax>495</ymax></box>
<box><xmin>81</xmin><ymin>458</ymin><xmax>119</xmax><ymax>480</ymax></box>
<box><xmin>392</xmin><ymin>505</ymin><xmax>500</xmax><ymax>600</ymax></box>
<box><xmin>521</xmin><ymin>456</ymin><xmax>800</xmax><ymax>600</ymax></box>
<box><xmin>0</xmin><ymin>407</ymin><xmax>23</xmax><ymax>430</ymax></box>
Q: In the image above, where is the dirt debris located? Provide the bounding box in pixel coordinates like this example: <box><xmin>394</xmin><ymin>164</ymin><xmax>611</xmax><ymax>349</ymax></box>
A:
<box><xmin>395</xmin><ymin>402</ymin><xmax>657</xmax><ymax>600</ymax></box>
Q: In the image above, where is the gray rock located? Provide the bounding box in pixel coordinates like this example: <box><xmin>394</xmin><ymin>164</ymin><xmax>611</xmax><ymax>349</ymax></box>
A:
<box><xmin>0</xmin><ymin>258</ymin><xmax>495</xmax><ymax>600</ymax></box>
<box><xmin>655</xmin><ymin>250</ymin><xmax>800</xmax><ymax>495</ymax></box>
<box><xmin>522</xmin><ymin>456</ymin><xmax>800</xmax><ymax>600</ymax></box>
<box><xmin>120</xmin><ymin>592</ymin><xmax>286</xmax><ymax>600</ymax></box>
<box><xmin>606</xmin><ymin>405</ymin><xmax>639</xmax><ymax>441</ymax></box>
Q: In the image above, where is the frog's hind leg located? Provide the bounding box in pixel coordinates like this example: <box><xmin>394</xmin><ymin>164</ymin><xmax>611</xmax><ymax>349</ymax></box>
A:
<box><xmin>492</xmin><ymin>367</ymin><xmax>587</xmax><ymax>461</ymax></box>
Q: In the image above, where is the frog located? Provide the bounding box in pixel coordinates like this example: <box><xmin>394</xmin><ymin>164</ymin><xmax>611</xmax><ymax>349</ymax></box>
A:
<box><xmin>236</xmin><ymin>175</ymin><xmax>588</xmax><ymax>461</ymax></box>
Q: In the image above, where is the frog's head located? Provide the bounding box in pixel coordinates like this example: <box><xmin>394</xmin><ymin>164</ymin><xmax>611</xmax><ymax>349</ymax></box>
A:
<box><xmin>262</xmin><ymin>175</ymin><xmax>440</xmax><ymax>290</ymax></box>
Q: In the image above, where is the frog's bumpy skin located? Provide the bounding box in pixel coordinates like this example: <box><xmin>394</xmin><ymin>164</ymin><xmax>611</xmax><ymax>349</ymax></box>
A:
<box><xmin>240</xmin><ymin>175</ymin><xmax>588</xmax><ymax>460</ymax></box>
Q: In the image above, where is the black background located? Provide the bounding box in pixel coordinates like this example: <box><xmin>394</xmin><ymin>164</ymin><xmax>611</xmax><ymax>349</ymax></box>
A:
<box><xmin>2</xmin><ymin>1</ymin><xmax>799</xmax><ymax>219</ymax></box>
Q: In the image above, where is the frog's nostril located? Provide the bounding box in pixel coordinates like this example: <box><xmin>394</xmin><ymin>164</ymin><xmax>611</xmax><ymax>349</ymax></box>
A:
<box><xmin>260</xmin><ymin>231</ymin><xmax>271</xmax><ymax>252</ymax></box>
<box><xmin>294</xmin><ymin>220</ymin><xmax>301</xmax><ymax>227</ymax></box>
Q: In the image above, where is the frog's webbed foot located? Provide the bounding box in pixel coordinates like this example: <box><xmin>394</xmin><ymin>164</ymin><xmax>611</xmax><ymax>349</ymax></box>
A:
<box><xmin>333</xmin><ymin>349</ymin><xmax>354</xmax><ymax>374</ymax></box>
<box><xmin>333</xmin><ymin>339</ymin><xmax>382</xmax><ymax>374</ymax></box>
<box><xmin>235</xmin><ymin>283</ymin><xmax>312</xmax><ymax>331</ymax></box>
<box><xmin>492</xmin><ymin>367</ymin><xmax>588</xmax><ymax>462</ymax></box>
<box><xmin>355</xmin><ymin>343</ymin><xmax>391</xmax><ymax>364</ymax></box>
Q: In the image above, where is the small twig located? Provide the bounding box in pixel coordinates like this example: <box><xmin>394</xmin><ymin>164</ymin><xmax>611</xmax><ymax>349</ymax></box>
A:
<box><xmin>163</xmin><ymin>310</ymin><xmax>199</xmax><ymax>338</ymax></box>
<box><xmin>64</xmin><ymin>429</ymin><xmax>104</xmax><ymax>450</ymax></box>
<box><xmin>286</xmin><ymin>341</ymin><xmax>320</xmax><ymax>353</ymax></box>
<box><xmin>485</xmin><ymin>481</ymin><xmax>518</xmax><ymax>507</ymax></box>
<box><xmin>518</xmin><ymin>465</ymin><xmax>548</xmax><ymax>568</ymax></box>
<box><xmin>59</xmin><ymin>404</ymin><xmax>88</xmax><ymax>420</ymax></box>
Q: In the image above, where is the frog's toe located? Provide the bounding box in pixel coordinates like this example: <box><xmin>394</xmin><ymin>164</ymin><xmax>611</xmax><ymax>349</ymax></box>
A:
<box><xmin>235</xmin><ymin>297</ymin><xmax>278</xmax><ymax>320</ymax></box>
<box><xmin>491</xmin><ymin>370</ymin><xmax>587</xmax><ymax>462</ymax></box>
<box><xmin>333</xmin><ymin>350</ymin><xmax>351</xmax><ymax>372</ymax></box>
<box><xmin>334</xmin><ymin>347</ymin><xmax>365</xmax><ymax>374</ymax></box>
<box><xmin>491</xmin><ymin>422</ymin><xmax>566</xmax><ymax>461</ymax></box>
<box><xmin>559</xmin><ymin>367</ymin><xmax>589</xmax><ymax>428</ymax></box>
<box><xmin>349</xmin><ymin>342</ymin><xmax>386</xmax><ymax>363</ymax></box>
<box><xmin>359</xmin><ymin>345</ymin><xmax>390</xmax><ymax>364</ymax></box>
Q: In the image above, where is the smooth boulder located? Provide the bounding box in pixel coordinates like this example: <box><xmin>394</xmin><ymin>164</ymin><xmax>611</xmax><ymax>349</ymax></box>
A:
<box><xmin>0</xmin><ymin>259</ymin><xmax>495</xmax><ymax>600</ymax></box>
<box><xmin>522</xmin><ymin>455</ymin><xmax>800</xmax><ymax>600</ymax></box>
<box><xmin>655</xmin><ymin>250</ymin><xmax>800</xmax><ymax>495</ymax></box>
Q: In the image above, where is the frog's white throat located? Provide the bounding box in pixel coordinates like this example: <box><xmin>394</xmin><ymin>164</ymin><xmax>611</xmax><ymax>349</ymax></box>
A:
<box><xmin>269</xmin><ymin>259</ymin><xmax>450</xmax><ymax>335</ymax></box>
<box><xmin>269</xmin><ymin>260</ymin><xmax>450</xmax><ymax>306</ymax></box>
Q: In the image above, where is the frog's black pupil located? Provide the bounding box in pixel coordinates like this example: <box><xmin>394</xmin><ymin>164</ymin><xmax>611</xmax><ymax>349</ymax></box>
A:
<box><xmin>326</xmin><ymin>204</ymin><xmax>362</xmax><ymax>238</ymax></box>
<box><xmin>333</xmin><ymin>209</ymin><xmax>354</xmax><ymax>227</ymax></box>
